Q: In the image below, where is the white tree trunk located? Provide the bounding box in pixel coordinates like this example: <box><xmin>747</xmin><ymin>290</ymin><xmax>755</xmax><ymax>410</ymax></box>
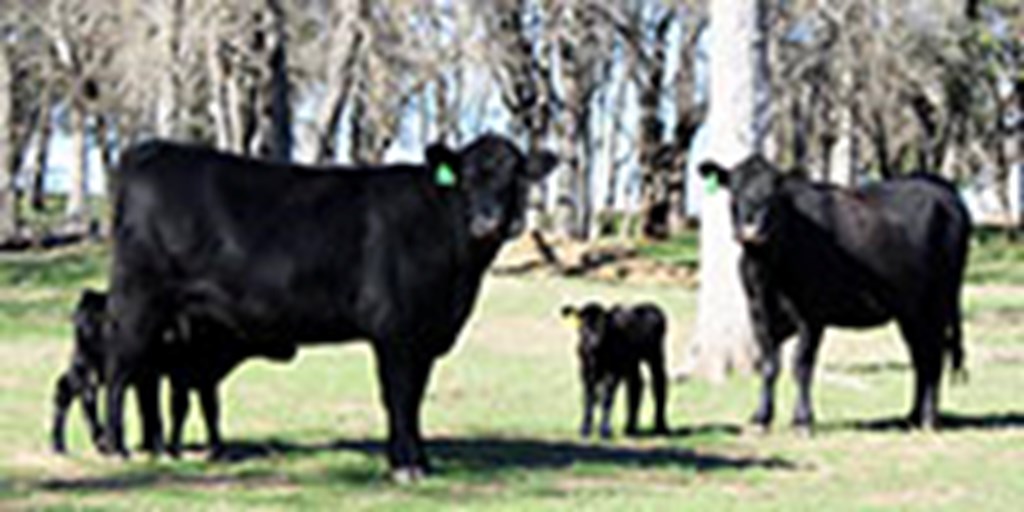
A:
<box><xmin>0</xmin><ymin>44</ymin><xmax>16</xmax><ymax>241</ymax></box>
<box><xmin>683</xmin><ymin>0</ymin><xmax>770</xmax><ymax>380</ymax></box>
<box><xmin>829</xmin><ymin>71</ymin><xmax>857</xmax><ymax>187</ymax></box>
<box><xmin>65</xmin><ymin>102</ymin><xmax>89</xmax><ymax>232</ymax></box>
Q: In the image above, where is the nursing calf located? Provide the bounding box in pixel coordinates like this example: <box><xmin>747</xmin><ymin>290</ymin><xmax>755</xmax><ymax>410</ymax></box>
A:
<box><xmin>700</xmin><ymin>156</ymin><xmax>970</xmax><ymax>431</ymax></box>
<box><xmin>561</xmin><ymin>303</ymin><xmax>669</xmax><ymax>438</ymax></box>
<box><xmin>52</xmin><ymin>289</ymin><xmax>296</xmax><ymax>458</ymax></box>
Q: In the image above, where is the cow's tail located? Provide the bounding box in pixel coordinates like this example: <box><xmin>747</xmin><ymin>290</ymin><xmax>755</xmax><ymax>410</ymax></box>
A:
<box><xmin>946</xmin><ymin>316</ymin><xmax>968</xmax><ymax>385</ymax></box>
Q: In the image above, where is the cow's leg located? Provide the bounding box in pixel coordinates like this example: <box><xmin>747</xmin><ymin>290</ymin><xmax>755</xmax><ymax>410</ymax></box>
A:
<box><xmin>901</xmin><ymin>320</ymin><xmax>944</xmax><ymax>429</ymax></box>
<box><xmin>101</xmin><ymin>298</ymin><xmax>160</xmax><ymax>458</ymax></box>
<box><xmin>751</xmin><ymin>344</ymin><xmax>781</xmax><ymax>431</ymax></box>
<box><xmin>136</xmin><ymin>371</ymin><xmax>164</xmax><ymax>455</ymax></box>
<box><xmin>597</xmin><ymin>376</ymin><xmax>621</xmax><ymax>439</ymax></box>
<box><xmin>648</xmin><ymin>356</ymin><xmax>670</xmax><ymax>435</ymax></box>
<box><xmin>624</xmin><ymin>367</ymin><xmax>644</xmax><ymax>436</ymax></box>
<box><xmin>792</xmin><ymin>324</ymin><xmax>824</xmax><ymax>433</ymax></box>
<box><xmin>579</xmin><ymin>381</ymin><xmax>597</xmax><ymax>438</ymax></box>
<box><xmin>375</xmin><ymin>346</ymin><xmax>435</xmax><ymax>481</ymax></box>
<box><xmin>199</xmin><ymin>385</ymin><xmax>224</xmax><ymax>459</ymax></box>
<box><xmin>168</xmin><ymin>381</ymin><xmax>190</xmax><ymax>458</ymax></box>
<box><xmin>101</xmin><ymin>357</ymin><xmax>133</xmax><ymax>457</ymax></box>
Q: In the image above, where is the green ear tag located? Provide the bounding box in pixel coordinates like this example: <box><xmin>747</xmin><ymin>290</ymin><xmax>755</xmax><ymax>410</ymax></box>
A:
<box><xmin>435</xmin><ymin>163</ymin><xmax>457</xmax><ymax>187</ymax></box>
<box><xmin>705</xmin><ymin>173</ymin><xmax>719</xmax><ymax>195</ymax></box>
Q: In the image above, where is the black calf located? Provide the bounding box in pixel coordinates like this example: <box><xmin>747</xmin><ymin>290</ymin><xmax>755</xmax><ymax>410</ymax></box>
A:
<box><xmin>51</xmin><ymin>289</ymin><xmax>296</xmax><ymax>458</ymax></box>
<box><xmin>561</xmin><ymin>303</ymin><xmax>670</xmax><ymax>438</ymax></box>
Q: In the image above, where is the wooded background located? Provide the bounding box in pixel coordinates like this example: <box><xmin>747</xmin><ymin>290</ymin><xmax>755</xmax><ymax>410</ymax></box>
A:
<box><xmin>0</xmin><ymin>0</ymin><xmax>1020</xmax><ymax>246</ymax></box>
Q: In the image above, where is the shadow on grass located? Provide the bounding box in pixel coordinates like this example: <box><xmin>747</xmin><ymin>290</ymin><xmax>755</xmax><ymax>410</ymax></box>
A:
<box><xmin>209</xmin><ymin>433</ymin><xmax>792</xmax><ymax>477</ymax></box>
<box><xmin>823</xmin><ymin>412</ymin><xmax>1024</xmax><ymax>432</ymax></box>
<box><xmin>34</xmin><ymin>434</ymin><xmax>793</xmax><ymax>493</ymax></box>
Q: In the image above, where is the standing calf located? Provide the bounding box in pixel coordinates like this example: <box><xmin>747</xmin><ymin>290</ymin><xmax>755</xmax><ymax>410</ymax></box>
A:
<box><xmin>51</xmin><ymin>289</ymin><xmax>296</xmax><ymax>458</ymax></box>
<box><xmin>561</xmin><ymin>303</ymin><xmax>670</xmax><ymax>438</ymax></box>
<box><xmin>700</xmin><ymin>155</ymin><xmax>970</xmax><ymax>431</ymax></box>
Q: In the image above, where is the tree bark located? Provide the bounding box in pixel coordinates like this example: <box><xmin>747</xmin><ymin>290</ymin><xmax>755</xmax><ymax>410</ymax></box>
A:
<box><xmin>64</xmin><ymin>100</ymin><xmax>89</xmax><ymax>233</ymax></box>
<box><xmin>0</xmin><ymin>43</ymin><xmax>17</xmax><ymax>242</ymax></box>
<box><xmin>683</xmin><ymin>0</ymin><xmax>770</xmax><ymax>380</ymax></box>
<box><xmin>252</xmin><ymin>0</ymin><xmax>292</xmax><ymax>162</ymax></box>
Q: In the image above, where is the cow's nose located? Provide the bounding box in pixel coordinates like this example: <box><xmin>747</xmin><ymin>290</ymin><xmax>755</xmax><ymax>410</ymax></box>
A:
<box><xmin>470</xmin><ymin>216</ymin><xmax>502</xmax><ymax>239</ymax></box>
<box><xmin>736</xmin><ymin>223</ymin><xmax>765</xmax><ymax>245</ymax></box>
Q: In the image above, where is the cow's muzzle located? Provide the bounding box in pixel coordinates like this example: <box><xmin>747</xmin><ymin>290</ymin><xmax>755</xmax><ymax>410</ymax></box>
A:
<box><xmin>735</xmin><ymin>223</ymin><xmax>767</xmax><ymax>245</ymax></box>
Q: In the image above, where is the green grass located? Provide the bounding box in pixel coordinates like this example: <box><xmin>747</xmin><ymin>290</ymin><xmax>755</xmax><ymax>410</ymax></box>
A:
<box><xmin>0</xmin><ymin>244</ymin><xmax>1022</xmax><ymax>511</ymax></box>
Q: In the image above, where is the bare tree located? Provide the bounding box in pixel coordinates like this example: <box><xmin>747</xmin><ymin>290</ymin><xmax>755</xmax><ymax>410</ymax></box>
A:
<box><xmin>683</xmin><ymin>0</ymin><xmax>771</xmax><ymax>379</ymax></box>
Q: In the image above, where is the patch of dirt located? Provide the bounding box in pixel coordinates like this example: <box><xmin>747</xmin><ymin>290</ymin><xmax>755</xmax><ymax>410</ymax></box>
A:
<box><xmin>494</xmin><ymin>235</ymin><xmax>697</xmax><ymax>288</ymax></box>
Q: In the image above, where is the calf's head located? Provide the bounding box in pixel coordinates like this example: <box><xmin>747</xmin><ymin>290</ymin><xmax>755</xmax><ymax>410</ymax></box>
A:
<box><xmin>699</xmin><ymin>155</ymin><xmax>786</xmax><ymax>247</ymax></box>
<box><xmin>426</xmin><ymin>134</ymin><xmax>557</xmax><ymax>240</ymax></box>
<box><xmin>72</xmin><ymin>289</ymin><xmax>109</xmax><ymax>364</ymax></box>
<box><xmin>561</xmin><ymin>303</ymin><xmax>630</xmax><ymax>382</ymax></box>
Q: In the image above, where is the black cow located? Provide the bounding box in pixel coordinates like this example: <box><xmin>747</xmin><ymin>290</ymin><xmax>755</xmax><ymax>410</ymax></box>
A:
<box><xmin>51</xmin><ymin>289</ymin><xmax>297</xmax><ymax>458</ymax></box>
<box><xmin>561</xmin><ymin>303</ymin><xmax>670</xmax><ymax>438</ymax></box>
<box><xmin>699</xmin><ymin>155</ymin><xmax>970</xmax><ymax>431</ymax></box>
<box><xmin>101</xmin><ymin>134</ymin><xmax>556</xmax><ymax>479</ymax></box>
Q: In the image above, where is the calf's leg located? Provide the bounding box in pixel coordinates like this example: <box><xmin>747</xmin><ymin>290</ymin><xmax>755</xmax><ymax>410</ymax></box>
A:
<box><xmin>80</xmin><ymin>381</ymin><xmax>104</xmax><ymax>450</ymax></box>
<box><xmin>648</xmin><ymin>354</ymin><xmax>670</xmax><ymax>434</ymax></box>
<box><xmin>792</xmin><ymin>324</ymin><xmax>824</xmax><ymax>432</ymax></box>
<box><xmin>579</xmin><ymin>382</ymin><xmax>597</xmax><ymax>438</ymax></box>
<box><xmin>51</xmin><ymin>373</ymin><xmax>79</xmax><ymax>453</ymax></box>
<box><xmin>597</xmin><ymin>376</ymin><xmax>621</xmax><ymax>439</ymax></box>
<box><xmin>624</xmin><ymin>368</ymin><xmax>643</xmax><ymax>436</ymax></box>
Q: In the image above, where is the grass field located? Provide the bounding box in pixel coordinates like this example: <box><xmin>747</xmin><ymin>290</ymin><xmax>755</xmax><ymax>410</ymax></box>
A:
<box><xmin>0</xmin><ymin>239</ymin><xmax>1022</xmax><ymax>511</ymax></box>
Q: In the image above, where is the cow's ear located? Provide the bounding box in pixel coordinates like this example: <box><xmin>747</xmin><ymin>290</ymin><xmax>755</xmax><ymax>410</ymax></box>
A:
<box><xmin>698</xmin><ymin>161</ymin><xmax>731</xmax><ymax>189</ymax></box>
<box><xmin>523</xmin><ymin>150</ymin><xmax>558</xmax><ymax>182</ymax></box>
<box><xmin>426</xmin><ymin>143</ymin><xmax>460</xmax><ymax>187</ymax></box>
<box><xmin>560</xmin><ymin>305</ymin><xmax>577</xmax><ymax>319</ymax></box>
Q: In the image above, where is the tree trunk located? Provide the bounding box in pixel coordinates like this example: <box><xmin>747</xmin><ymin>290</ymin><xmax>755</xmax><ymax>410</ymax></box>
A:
<box><xmin>25</xmin><ymin>75</ymin><xmax>53</xmax><ymax>212</ymax></box>
<box><xmin>554</xmin><ymin>8</ymin><xmax>583</xmax><ymax>240</ymax></box>
<box><xmin>314</xmin><ymin>0</ymin><xmax>361</xmax><ymax>163</ymax></box>
<box><xmin>683</xmin><ymin>0</ymin><xmax>770</xmax><ymax>380</ymax></box>
<box><xmin>156</xmin><ymin>0</ymin><xmax>185</xmax><ymax>139</ymax></box>
<box><xmin>252</xmin><ymin>0</ymin><xmax>292</xmax><ymax>162</ymax></box>
<box><xmin>206</xmin><ymin>21</ymin><xmax>235</xmax><ymax>151</ymax></box>
<box><xmin>65</xmin><ymin>101</ymin><xmax>89</xmax><ymax>233</ymax></box>
<box><xmin>637</xmin><ymin>13</ymin><xmax>672</xmax><ymax>240</ymax></box>
<box><xmin>0</xmin><ymin>44</ymin><xmax>17</xmax><ymax>242</ymax></box>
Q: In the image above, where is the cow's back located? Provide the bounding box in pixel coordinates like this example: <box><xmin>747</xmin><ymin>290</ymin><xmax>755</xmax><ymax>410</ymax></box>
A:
<box><xmin>112</xmin><ymin>141</ymin><xmax>476</xmax><ymax>346</ymax></box>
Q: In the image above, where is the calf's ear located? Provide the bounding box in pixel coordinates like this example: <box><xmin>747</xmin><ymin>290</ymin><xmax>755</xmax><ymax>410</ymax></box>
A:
<box><xmin>523</xmin><ymin>150</ymin><xmax>558</xmax><ymax>182</ymax></box>
<box><xmin>698</xmin><ymin>160</ymin><xmax>732</xmax><ymax>189</ymax></box>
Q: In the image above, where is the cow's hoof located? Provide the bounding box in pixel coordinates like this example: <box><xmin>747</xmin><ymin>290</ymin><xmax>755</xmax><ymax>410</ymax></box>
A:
<box><xmin>390</xmin><ymin>466</ymin><xmax>427</xmax><ymax>484</ymax></box>
<box><xmin>52</xmin><ymin>443</ymin><xmax>67</xmax><ymax>455</ymax></box>
<box><xmin>207</xmin><ymin>445</ymin><xmax>229</xmax><ymax>462</ymax></box>
<box><xmin>599</xmin><ymin>427</ymin><xmax>613</xmax><ymax>440</ymax></box>
<box><xmin>792</xmin><ymin>423</ymin><xmax>814</xmax><ymax>438</ymax></box>
<box><xmin>745</xmin><ymin>423</ymin><xmax>771</xmax><ymax>437</ymax></box>
<box><xmin>166</xmin><ymin>445</ymin><xmax>182</xmax><ymax>459</ymax></box>
<box><xmin>653</xmin><ymin>424</ymin><xmax>670</xmax><ymax>436</ymax></box>
<box><xmin>624</xmin><ymin>427</ymin><xmax>640</xmax><ymax>437</ymax></box>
